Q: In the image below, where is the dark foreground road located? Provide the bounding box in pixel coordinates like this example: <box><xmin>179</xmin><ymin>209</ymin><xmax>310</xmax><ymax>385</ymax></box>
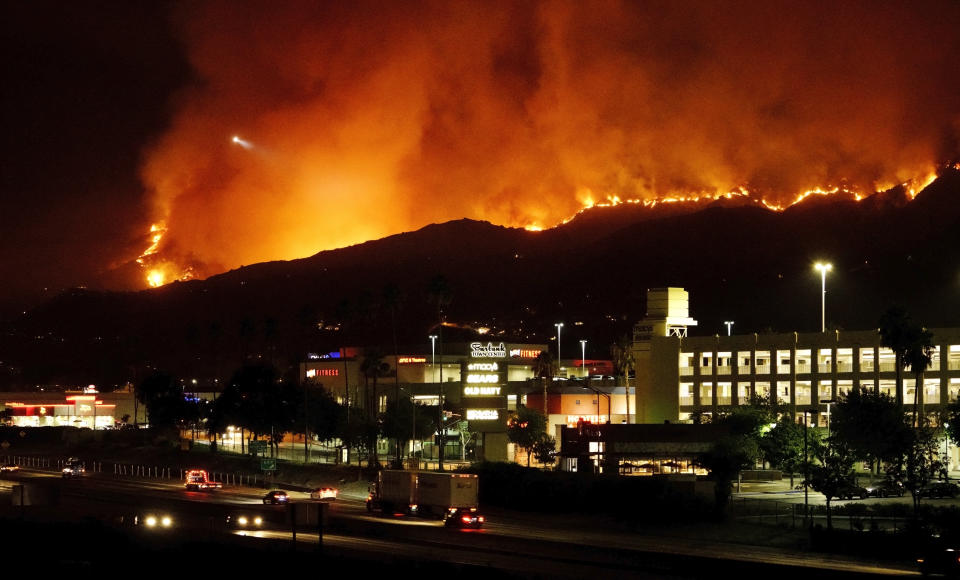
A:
<box><xmin>0</xmin><ymin>470</ymin><xmax>919</xmax><ymax>578</ymax></box>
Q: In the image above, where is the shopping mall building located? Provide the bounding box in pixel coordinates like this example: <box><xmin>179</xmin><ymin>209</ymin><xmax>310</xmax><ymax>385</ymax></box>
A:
<box><xmin>299</xmin><ymin>341</ymin><xmax>622</xmax><ymax>464</ymax></box>
<box><xmin>304</xmin><ymin>287</ymin><xmax>959</xmax><ymax>472</ymax></box>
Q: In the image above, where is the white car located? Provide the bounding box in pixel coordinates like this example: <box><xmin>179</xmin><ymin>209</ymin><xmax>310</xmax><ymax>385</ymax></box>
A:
<box><xmin>310</xmin><ymin>487</ymin><xmax>338</xmax><ymax>500</ymax></box>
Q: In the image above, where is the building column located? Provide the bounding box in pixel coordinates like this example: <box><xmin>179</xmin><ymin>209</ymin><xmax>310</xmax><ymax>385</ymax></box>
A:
<box><xmin>692</xmin><ymin>350</ymin><xmax>702</xmax><ymax>408</ymax></box>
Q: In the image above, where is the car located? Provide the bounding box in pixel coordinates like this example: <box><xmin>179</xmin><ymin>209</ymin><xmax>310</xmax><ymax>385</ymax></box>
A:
<box><xmin>443</xmin><ymin>507</ymin><xmax>484</xmax><ymax>529</ymax></box>
<box><xmin>919</xmin><ymin>481</ymin><xmax>960</xmax><ymax>499</ymax></box>
<box><xmin>864</xmin><ymin>480</ymin><xmax>905</xmax><ymax>498</ymax></box>
<box><xmin>917</xmin><ymin>545</ymin><xmax>960</xmax><ymax>577</ymax></box>
<box><xmin>262</xmin><ymin>490</ymin><xmax>289</xmax><ymax>504</ymax></box>
<box><xmin>62</xmin><ymin>458</ymin><xmax>85</xmax><ymax>478</ymax></box>
<box><xmin>226</xmin><ymin>514</ymin><xmax>264</xmax><ymax>529</ymax></box>
<box><xmin>834</xmin><ymin>482</ymin><xmax>868</xmax><ymax>500</ymax></box>
<box><xmin>310</xmin><ymin>487</ymin><xmax>338</xmax><ymax>500</ymax></box>
<box><xmin>0</xmin><ymin>463</ymin><xmax>20</xmax><ymax>472</ymax></box>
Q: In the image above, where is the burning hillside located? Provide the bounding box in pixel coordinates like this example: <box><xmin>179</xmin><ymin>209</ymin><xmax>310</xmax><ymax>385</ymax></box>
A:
<box><xmin>134</xmin><ymin>1</ymin><xmax>960</xmax><ymax>288</ymax></box>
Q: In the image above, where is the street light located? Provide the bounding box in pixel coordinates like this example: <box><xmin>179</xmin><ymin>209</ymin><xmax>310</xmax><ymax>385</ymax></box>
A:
<box><xmin>724</xmin><ymin>321</ymin><xmax>734</xmax><ymax>336</ymax></box>
<box><xmin>555</xmin><ymin>323</ymin><xmax>564</xmax><ymax>375</ymax></box>
<box><xmin>814</xmin><ymin>262</ymin><xmax>833</xmax><ymax>333</ymax></box>
<box><xmin>580</xmin><ymin>340</ymin><xmax>587</xmax><ymax>379</ymax></box>
<box><xmin>802</xmin><ymin>410</ymin><xmax>811</xmax><ymax>528</ymax></box>
<box><xmin>429</xmin><ymin>334</ymin><xmax>441</xmax><ymax>471</ymax></box>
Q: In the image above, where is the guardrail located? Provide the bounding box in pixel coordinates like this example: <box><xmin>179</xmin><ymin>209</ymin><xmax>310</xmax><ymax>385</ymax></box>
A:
<box><xmin>1</xmin><ymin>454</ymin><xmax>267</xmax><ymax>487</ymax></box>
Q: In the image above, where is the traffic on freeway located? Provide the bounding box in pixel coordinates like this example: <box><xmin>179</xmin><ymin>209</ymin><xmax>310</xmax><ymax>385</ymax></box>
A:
<box><xmin>0</xmin><ymin>463</ymin><xmax>933</xmax><ymax>578</ymax></box>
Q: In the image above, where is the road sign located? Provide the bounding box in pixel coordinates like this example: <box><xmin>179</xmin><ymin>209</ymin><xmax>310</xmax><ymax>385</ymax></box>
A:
<box><xmin>248</xmin><ymin>440</ymin><xmax>267</xmax><ymax>455</ymax></box>
<box><xmin>260</xmin><ymin>458</ymin><xmax>277</xmax><ymax>472</ymax></box>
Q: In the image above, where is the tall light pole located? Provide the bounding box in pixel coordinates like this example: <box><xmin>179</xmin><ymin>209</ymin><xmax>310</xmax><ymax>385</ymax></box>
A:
<box><xmin>724</xmin><ymin>321</ymin><xmax>734</xmax><ymax>336</ymax></box>
<box><xmin>814</xmin><ymin>262</ymin><xmax>833</xmax><ymax>333</ymax></box>
<box><xmin>430</xmin><ymin>334</ymin><xmax>443</xmax><ymax>471</ymax></box>
<box><xmin>802</xmin><ymin>410</ymin><xmax>810</xmax><ymax>528</ymax></box>
<box><xmin>580</xmin><ymin>340</ymin><xmax>587</xmax><ymax>379</ymax></box>
<box><xmin>555</xmin><ymin>322</ymin><xmax>564</xmax><ymax>375</ymax></box>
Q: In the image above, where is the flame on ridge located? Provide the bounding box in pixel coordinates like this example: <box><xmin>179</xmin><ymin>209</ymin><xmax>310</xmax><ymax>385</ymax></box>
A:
<box><xmin>523</xmin><ymin>168</ymin><xmax>947</xmax><ymax>233</ymax></box>
<box><xmin>136</xmin><ymin>221</ymin><xmax>195</xmax><ymax>288</ymax></box>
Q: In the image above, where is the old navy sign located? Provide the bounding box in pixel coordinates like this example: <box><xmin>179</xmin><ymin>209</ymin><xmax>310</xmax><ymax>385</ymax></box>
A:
<box><xmin>470</xmin><ymin>342</ymin><xmax>506</xmax><ymax>358</ymax></box>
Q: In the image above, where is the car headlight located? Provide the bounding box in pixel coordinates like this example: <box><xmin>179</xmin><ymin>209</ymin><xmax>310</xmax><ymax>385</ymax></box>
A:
<box><xmin>237</xmin><ymin>516</ymin><xmax>248</xmax><ymax>526</ymax></box>
<box><xmin>161</xmin><ymin>516</ymin><xmax>172</xmax><ymax>527</ymax></box>
<box><xmin>253</xmin><ymin>516</ymin><xmax>263</xmax><ymax>525</ymax></box>
<box><xmin>145</xmin><ymin>516</ymin><xmax>157</xmax><ymax>527</ymax></box>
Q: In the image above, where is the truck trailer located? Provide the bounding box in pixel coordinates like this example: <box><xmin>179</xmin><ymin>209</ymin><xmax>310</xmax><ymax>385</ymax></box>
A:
<box><xmin>366</xmin><ymin>470</ymin><xmax>482</xmax><ymax>527</ymax></box>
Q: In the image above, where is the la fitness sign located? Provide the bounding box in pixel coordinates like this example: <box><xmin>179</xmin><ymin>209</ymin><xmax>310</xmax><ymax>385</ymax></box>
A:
<box><xmin>470</xmin><ymin>342</ymin><xmax>506</xmax><ymax>358</ymax></box>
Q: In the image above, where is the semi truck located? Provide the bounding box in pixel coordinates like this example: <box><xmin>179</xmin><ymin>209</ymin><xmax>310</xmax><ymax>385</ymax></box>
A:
<box><xmin>184</xmin><ymin>469</ymin><xmax>222</xmax><ymax>491</ymax></box>
<box><xmin>366</xmin><ymin>470</ymin><xmax>482</xmax><ymax>527</ymax></box>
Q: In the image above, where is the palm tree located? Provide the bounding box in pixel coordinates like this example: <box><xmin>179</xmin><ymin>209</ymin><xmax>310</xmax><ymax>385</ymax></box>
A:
<box><xmin>879</xmin><ymin>306</ymin><xmax>914</xmax><ymax>406</ymax></box>
<box><xmin>383</xmin><ymin>283</ymin><xmax>405</xmax><ymax>466</ymax></box>
<box><xmin>880</xmin><ymin>307</ymin><xmax>935</xmax><ymax>426</ymax></box>
<box><xmin>361</xmin><ymin>350</ymin><xmax>390</xmax><ymax>469</ymax></box>
<box><xmin>532</xmin><ymin>351</ymin><xmax>556</xmax><ymax>417</ymax></box>
<box><xmin>611</xmin><ymin>335</ymin><xmax>636</xmax><ymax>423</ymax></box>
<box><xmin>427</xmin><ymin>275</ymin><xmax>452</xmax><ymax>470</ymax></box>
<box><xmin>905</xmin><ymin>329</ymin><xmax>934</xmax><ymax>427</ymax></box>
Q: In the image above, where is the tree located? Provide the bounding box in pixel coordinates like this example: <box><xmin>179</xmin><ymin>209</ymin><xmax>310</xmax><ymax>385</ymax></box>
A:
<box><xmin>507</xmin><ymin>405</ymin><xmax>547</xmax><ymax>467</ymax></box>
<box><xmin>904</xmin><ymin>327</ymin><xmax>934</xmax><ymax>427</ymax></box>
<box><xmin>610</xmin><ymin>335</ymin><xmax>636</xmax><ymax>422</ymax></box>
<box><xmin>830</xmin><ymin>387</ymin><xmax>911</xmax><ymax>473</ymax></box>
<box><xmin>888</xmin><ymin>425</ymin><xmax>944</xmax><ymax>518</ymax></box>
<box><xmin>382</xmin><ymin>282</ymin><xmax>404</xmax><ymax>465</ymax></box>
<box><xmin>946</xmin><ymin>400</ymin><xmax>960</xmax><ymax>447</ymax></box>
<box><xmin>221</xmin><ymin>363</ymin><xmax>299</xmax><ymax>458</ymax></box>
<box><xmin>697</xmin><ymin>429</ymin><xmax>757</xmax><ymax>517</ymax></box>
<box><xmin>759</xmin><ymin>419</ymin><xmax>805</xmax><ymax>487</ymax></box>
<box><xmin>137</xmin><ymin>370</ymin><xmax>188</xmax><ymax>430</ymax></box>
<box><xmin>879</xmin><ymin>306</ymin><xmax>932</xmax><ymax>412</ymax></box>
<box><xmin>360</xmin><ymin>350</ymin><xmax>391</xmax><ymax>468</ymax></box>
<box><xmin>532</xmin><ymin>350</ymin><xmax>556</xmax><ymax>419</ymax></box>
<box><xmin>381</xmin><ymin>397</ymin><xmax>437</xmax><ymax>463</ymax></box>
<box><xmin>531</xmin><ymin>434</ymin><xmax>557</xmax><ymax>469</ymax></box>
<box><xmin>293</xmin><ymin>382</ymin><xmax>346</xmax><ymax>462</ymax></box>
<box><xmin>804</xmin><ymin>435</ymin><xmax>858</xmax><ymax>531</ymax></box>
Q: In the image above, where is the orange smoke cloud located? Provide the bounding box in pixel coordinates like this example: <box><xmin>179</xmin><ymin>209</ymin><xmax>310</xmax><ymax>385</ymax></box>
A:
<box><xmin>139</xmin><ymin>0</ymin><xmax>960</xmax><ymax>284</ymax></box>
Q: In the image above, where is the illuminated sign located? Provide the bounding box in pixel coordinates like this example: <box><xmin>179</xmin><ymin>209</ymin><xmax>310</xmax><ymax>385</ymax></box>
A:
<box><xmin>510</xmin><ymin>348</ymin><xmax>542</xmax><ymax>359</ymax></box>
<box><xmin>66</xmin><ymin>396</ymin><xmax>96</xmax><ymax>402</ymax></box>
<box><xmin>398</xmin><ymin>356</ymin><xmax>427</xmax><ymax>364</ymax></box>
<box><xmin>470</xmin><ymin>342</ymin><xmax>506</xmax><ymax>358</ymax></box>
<box><xmin>566</xmin><ymin>415</ymin><xmax>608</xmax><ymax>426</ymax></box>
<box><xmin>306</xmin><ymin>368</ymin><xmax>339</xmax><ymax>378</ymax></box>
<box><xmin>464</xmin><ymin>386</ymin><xmax>501</xmax><ymax>396</ymax></box>
<box><xmin>308</xmin><ymin>351</ymin><xmax>341</xmax><ymax>360</ymax></box>
<box><xmin>467</xmin><ymin>362</ymin><xmax>498</xmax><ymax>371</ymax></box>
<box><xmin>466</xmin><ymin>409</ymin><xmax>500</xmax><ymax>421</ymax></box>
<box><xmin>466</xmin><ymin>374</ymin><xmax>499</xmax><ymax>384</ymax></box>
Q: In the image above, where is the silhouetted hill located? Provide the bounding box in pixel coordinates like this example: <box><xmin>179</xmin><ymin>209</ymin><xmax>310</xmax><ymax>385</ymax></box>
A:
<box><xmin>2</xmin><ymin>169</ymin><xmax>958</xmax><ymax>388</ymax></box>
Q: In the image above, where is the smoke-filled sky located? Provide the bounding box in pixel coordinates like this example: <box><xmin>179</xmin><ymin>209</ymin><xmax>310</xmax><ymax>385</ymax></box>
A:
<box><xmin>3</xmin><ymin>0</ymin><xmax>960</xmax><ymax>311</ymax></box>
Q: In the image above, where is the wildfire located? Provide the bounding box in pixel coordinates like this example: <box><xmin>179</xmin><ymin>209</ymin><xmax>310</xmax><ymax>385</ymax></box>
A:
<box><xmin>529</xmin><ymin>168</ymin><xmax>947</xmax><ymax>233</ymax></box>
<box><xmin>907</xmin><ymin>171</ymin><xmax>938</xmax><ymax>199</ymax></box>
<box><xmin>135</xmin><ymin>223</ymin><xmax>166</xmax><ymax>266</ymax></box>
<box><xmin>136</xmin><ymin>221</ymin><xmax>194</xmax><ymax>288</ymax></box>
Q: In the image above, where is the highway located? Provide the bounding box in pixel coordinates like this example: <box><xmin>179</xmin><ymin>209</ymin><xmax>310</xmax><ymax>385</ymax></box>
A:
<box><xmin>0</xmin><ymin>469</ymin><xmax>922</xmax><ymax>577</ymax></box>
